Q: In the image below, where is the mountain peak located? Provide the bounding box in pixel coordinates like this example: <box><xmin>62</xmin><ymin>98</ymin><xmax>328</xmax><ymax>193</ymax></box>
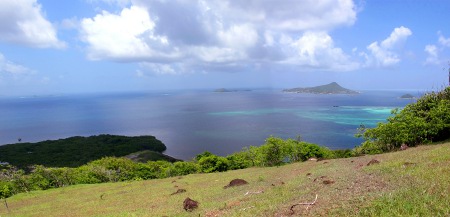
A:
<box><xmin>283</xmin><ymin>82</ymin><xmax>359</xmax><ymax>94</ymax></box>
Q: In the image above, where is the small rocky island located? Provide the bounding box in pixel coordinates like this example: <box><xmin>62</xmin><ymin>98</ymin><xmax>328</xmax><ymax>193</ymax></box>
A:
<box><xmin>283</xmin><ymin>82</ymin><xmax>359</xmax><ymax>94</ymax></box>
<box><xmin>400</xmin><ymin>94</ymin><xmax>415</xmax><ymax>99</ymax></box>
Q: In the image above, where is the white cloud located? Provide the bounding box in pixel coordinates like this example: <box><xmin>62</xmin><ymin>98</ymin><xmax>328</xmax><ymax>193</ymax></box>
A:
<box><xmin>80</xmin><ymin>5</ymin><xmax>178</xmax><ymax>61</ymax></box>
<box><xmin>139</xmin><ymin>63</ymin><xmax>177</xmax><ymax>75</ymax></box>
<box><xmin>80</xmin><ymin>0</ymin><xmax>359</xmax><ymax>73</ymax></box>
<box><xmin>438</xmin><ymin>32</ymin><xmax>450</xmax><ymax>47</ymax></box>
<box><xmin>283</xmin><ymin>31</ymin><xmax>359</xmax><ymax>71</ymax></box>
<box><xmin>0</xmin><ymin>53</ymin><xmax>32</xmax><ymax>75</ymax></box>
<box><xmin>423</xmin><ymin>32</ymin><xmax>450</xmax><ymax>65</ymax></box>
<box><xmin>365</xmin><ymin>26</ymin><xmax>412</xmax><ymax>67</ymax></box>
<box><xmin>424</xmin><ymin>45</ymin><xmax>439</xmax><ymax>65</ymax></box>
<box><xmin>218</xmin><ymin>24</ymin><xmax>258</xmax><ymax>49</ymax></box>
<box><xmin>216</xmin><ymin>0</ymin><xmax>356</xmax><ymax>31</ymax></box>
<box><xmin>0</xmin><ymin>0</ymin><xmax>65</xmax><ymax>48</ymax></box>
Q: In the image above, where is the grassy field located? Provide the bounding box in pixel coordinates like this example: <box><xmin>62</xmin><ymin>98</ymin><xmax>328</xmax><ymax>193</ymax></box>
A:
<box><xmin>1</xmin><ymin>142</ymin><xmax>449</xmax><ymax>216</ymax></box>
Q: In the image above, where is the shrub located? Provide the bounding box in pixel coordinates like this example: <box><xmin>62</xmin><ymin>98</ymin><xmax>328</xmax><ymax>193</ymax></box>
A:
<box><xmin>260</xmin><ymin>137</ymin><xmax>286</xmax><ymax>166</ymax></box>
<box><xmin>198</xmin><ymin>155</ymin><xmax>229</xmax><ymax>173</ymax></box>
<box><xmin>357</xmin><ymin>87</ymin><xmax>450</xmax><ymax>153</ymax></box>
<box><xmin>166</xmin><ymin>161</ymin><xmax>199</xmax><ymax>177</ymax></box>
<box><xmin>226</xmin><ymin>151</ymin><xmax>253</xmax><ymax>170</ymax></box>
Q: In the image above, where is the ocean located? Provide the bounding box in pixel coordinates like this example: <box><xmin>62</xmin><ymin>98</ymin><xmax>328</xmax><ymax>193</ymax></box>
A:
<box><xmin>0</xmin><ymin>89</ymin><xmax>416</xmax><ymax>160</ymax></box>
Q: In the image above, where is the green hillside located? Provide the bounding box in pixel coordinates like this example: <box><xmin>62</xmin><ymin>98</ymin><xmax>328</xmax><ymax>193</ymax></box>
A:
<box><xmin>0</xmin><ymin>135</ymin><xmax>172</xmax><ymax>168</ymax></box>
<box><xmin>1</xmin><ymin>142</ymin><xmax>449</xmax><ymax>216</ymax></box>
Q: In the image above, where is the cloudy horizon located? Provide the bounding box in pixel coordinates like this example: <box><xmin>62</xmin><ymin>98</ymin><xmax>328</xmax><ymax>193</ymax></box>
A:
<box><xmin>0</xmin><ymin>0</ymin><xmax>449</xmax><ymax>96</ymax></box>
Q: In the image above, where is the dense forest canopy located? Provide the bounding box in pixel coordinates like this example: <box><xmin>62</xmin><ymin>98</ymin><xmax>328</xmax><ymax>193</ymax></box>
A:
<box><xmin>0</xmin><ymin>135</ymin><xmax>167</xmax><ymax>168</ymax></box>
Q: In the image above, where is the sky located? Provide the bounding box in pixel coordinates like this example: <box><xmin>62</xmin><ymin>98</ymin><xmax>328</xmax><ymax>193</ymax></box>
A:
<box><xmin>0</xmin><ymin>0</ymin><xmax>450</xmax><ymax>96</ymax></box>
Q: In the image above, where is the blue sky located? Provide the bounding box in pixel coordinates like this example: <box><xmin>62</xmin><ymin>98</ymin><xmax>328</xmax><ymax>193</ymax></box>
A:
<box><xmin>0</xmin><ymin>0</ymin><xmax>449</xmax><ymax>96</ymax></box>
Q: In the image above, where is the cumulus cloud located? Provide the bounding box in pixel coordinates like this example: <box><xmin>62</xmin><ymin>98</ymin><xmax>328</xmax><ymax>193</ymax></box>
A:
<box><xmin>364</xmin><ymin>26</ymin><xmax>412</xmax><ymax>67</ymax></box>
<box><xmin>80</xmin><ymin>5</ymin><xmax>179</xmax><ymax>61</ymax></box>
<box><xmin>0</xmin><ymin>53</ymin><xmax>32</xmax><ymax>75</ymax></box>
<box><xmin>0</xmin><ymin>0</ymin><xmax>65</xmax><ymax>48</ymax></box>
<box><xmin>283</xmin><ymin>31</ymin><xmax>359</xmax><ymax>71</ymax></box>
<box><xmin>218</xmin><ymin>0</ymin><xmax>356</xmax><ymax>31</ymax></box>
<box><xmin>424</xmin><ymin>32</ymin><xmax>450</xmax><ymax>65</ymax></box>
<box><xmin>80</xmin><ymin>0</ymin><xmax>359</xmax><ymax>73</ymax></box>
<box><xmin>424</xmin><ymin>45</ymin><xmax>439</xmax><ymax>65</ymax></box>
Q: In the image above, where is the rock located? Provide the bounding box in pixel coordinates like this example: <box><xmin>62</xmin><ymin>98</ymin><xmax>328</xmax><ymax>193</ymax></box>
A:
<box><xmin>323</xmin><ymin>180</ymin><xmax>335</xmax><ymax>185</ymax></box>
<box><xmin>183</xmin><ymin>197</ymin><xmax>198</xmax><ymax>211</ymax></box>
<box><xmin>367</xmin><ymin>159</ymin><xmax>380</xmax><ymax>166</ymax></box>
<box><xmin>224</xmin><ymin>179</ymin><xmax>248</xmax><ymax>189</ymax></box>
<box><xmin>400</xmin><ymin>144</ymin><xmax>409</xmax><ymax>151</ymax></box>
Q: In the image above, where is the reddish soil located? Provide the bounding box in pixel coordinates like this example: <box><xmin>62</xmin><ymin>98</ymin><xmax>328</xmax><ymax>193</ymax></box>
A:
<box><xmin>183</xmin><ymin>197</ymin><xmax>199</xmax><ymax>211</ymax></box>
<box><xmin>223</xmin><ymin>179</ymin><xmax>249</xmax><ymax>189</ymax></box>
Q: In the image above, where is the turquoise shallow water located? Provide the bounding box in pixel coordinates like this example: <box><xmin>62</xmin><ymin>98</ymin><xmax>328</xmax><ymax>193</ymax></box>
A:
<box><xmin>209</xmin><ymin>106</ymin><xmax>394</xmax><ymax>126</ymax></box>
<box><xmin>0</xmin><ymin>90</ymin><xmax>415</xmax><ymax>160</ymax></box>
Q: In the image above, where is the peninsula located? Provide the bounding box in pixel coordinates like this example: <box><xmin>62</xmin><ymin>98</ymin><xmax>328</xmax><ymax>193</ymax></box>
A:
<box><xmin>283</xmin><ymin>82</ymin><xmax>359</xmax><ymax>94</ymax></box>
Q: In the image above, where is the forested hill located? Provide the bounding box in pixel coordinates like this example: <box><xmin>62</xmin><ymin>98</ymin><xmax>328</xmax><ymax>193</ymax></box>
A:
<box><xmin>0</xmin><ymin>135</ymin><xmax>170</xmax><ymax>168</ymax></box>
<box><xmin>283</xmin><ymin>82</ymin><xmax>359</xmax><ymax>94</ymax></box>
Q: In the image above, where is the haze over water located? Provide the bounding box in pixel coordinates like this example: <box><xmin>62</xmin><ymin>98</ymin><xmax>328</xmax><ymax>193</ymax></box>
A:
<box><xmin>0</xmin><ymin>90</ymin><xmax>415</xmax><ymax>160</ymax></box>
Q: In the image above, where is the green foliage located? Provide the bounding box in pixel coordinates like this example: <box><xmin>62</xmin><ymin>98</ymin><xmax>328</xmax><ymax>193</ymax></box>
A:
<box><xmin>165</xmin><ymin>161</ymin><xmax>199</xmax><ymax>177</ymax></box>
<box><xmin>198</xmin><ymin>155</ymin><xmax>230</xmax><ymax>173</ymax></box>
<box><xmin>226</xmin><ymin>151</ymin><xmax>253</xmax><ymax>170</ymax></box>
<box><xmin>332</xmin><ymin>149</ymin><xmax>355</xmax><ymax>158</ymax></box>
<box><xmin>0</xmin><ymin>136</ymin><xmax>336</xmax><ymax>199</ymax></box>
<box><xmin>356</xmin><ymin>87</ymin><xmax>450</xmax><ymax>154</ymax></box>
<box><xmin>194</xmin><ymin>151</ymin><xmax>213</xmax><ymax>161</ymax></box>
<box><xmin>260</xmin><ymin>137</ymin><xmax>286</xmax><ymax>166</ymax></box>
<box><xmin>258</xmin><ymin>137</ymin><xmax>334</xmax><ymax>166</ymax></box>
<box><xmin>0</xmin><ymin>135</ymin><xmax>168</xmax><ymax>169</ymax></box>
<box><xmin>0</xmin><ymin>181</ymin><xmax>13</xmax><ymax>199</ymax></box>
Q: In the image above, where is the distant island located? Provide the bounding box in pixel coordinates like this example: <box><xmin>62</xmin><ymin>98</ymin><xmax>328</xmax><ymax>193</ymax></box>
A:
<box><xmin>283</xmin><ymin>82</ymin><xmax>359</xmax><ymax>94</ymax></box>
<box><xmin>400</xmin><ymin>94</ymin><xmax>415</xmax><ymax>99</ymax></box>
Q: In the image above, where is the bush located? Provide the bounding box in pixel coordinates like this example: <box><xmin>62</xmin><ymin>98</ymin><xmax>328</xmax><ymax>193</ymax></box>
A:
<box><xmin>332</xmin><ymin>149</ymin><xmax>355</xmax><ymax>158</ymax></box>
<box><xmin>226</xmin><ymin>151</ymin><xmax>253</xmax><ymax>170</ymax></box>
<box><xmin>245</xmin><ymin>136</ymin><xmax>334</xmax><ymax>167</ymax></box>
<box><xmin>357</xmin><ymin>87</ymin><xmax>450</xmax><ymax>153</ymax></box>
<box><xmin>166</xmin><ymin>161</ymin><xmax>199</xmax><ymax>177</ymax></box>
<box><xmin>260</xmin><ymin>137</ymin><xmax>286</xmax><ymax>166</ymax></box>
<box><xmin>198</xmin><ymin>155</ymin><xmax>229</xmax><ymax>173</ymax></box>
<box><xmin>0</xmin><ymin>181</ymin><xmax>13</xmax><ymax>201</ymax></box>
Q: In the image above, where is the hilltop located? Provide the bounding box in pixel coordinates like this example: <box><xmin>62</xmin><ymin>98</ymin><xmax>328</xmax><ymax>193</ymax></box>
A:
<box><xmin>283</xmin><ymin>82</ymin><xmax>359</xmax><ymax>94</ymax></box>
<box><xmin>1</xmin><ymin>142</ymin><xmax>449</xmax><ymax>216</ymax></box>
<box><xmin>0</xmin><ymin>135</ymin><xmax>175</xmax><ymax>168</ymax></box>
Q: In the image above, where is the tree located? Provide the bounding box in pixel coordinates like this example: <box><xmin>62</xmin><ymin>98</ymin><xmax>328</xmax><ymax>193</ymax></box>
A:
<box><xmin>356</xmin><ymin>87</ymin><xmax>450</xmax><ymax>154</ymax></box>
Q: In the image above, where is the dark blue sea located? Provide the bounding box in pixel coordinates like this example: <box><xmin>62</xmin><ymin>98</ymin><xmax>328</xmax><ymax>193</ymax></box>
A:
<box><xmin>0</xmin><ymin>90</ymin><xmax>417</xmax><ymax>160</ymax></box>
